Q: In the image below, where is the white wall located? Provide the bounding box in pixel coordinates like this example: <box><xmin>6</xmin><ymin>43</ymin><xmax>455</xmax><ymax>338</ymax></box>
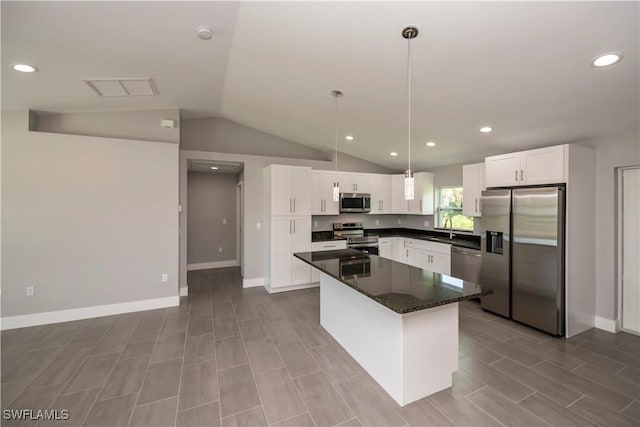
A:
<box><xmin>1</xmin><ymin>111</ymin><xmax>179</xmax><ymax>320</ymax></box>
<box><xmin>592</xmin><ymin>134</ymin><xmax>640</xmax><ymax>322</ymax></box>
<box><xmin>187</xmin><ymin>172</ymin><xmax>237</xmax><ymax>265</ymax></box>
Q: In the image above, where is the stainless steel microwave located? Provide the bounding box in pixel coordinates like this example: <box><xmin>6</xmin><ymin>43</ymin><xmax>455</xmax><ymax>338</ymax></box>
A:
<box><xmin>340</xmin><ymin>193</ymin><xmax>371</xmax><ymax>213</ymax></box>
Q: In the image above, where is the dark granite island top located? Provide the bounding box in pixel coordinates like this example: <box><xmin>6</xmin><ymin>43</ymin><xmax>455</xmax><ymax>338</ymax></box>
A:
<box><xmin>294</xmin><ymin>249</ymin><xmax>490</xmax><ymax>314</ymax></box>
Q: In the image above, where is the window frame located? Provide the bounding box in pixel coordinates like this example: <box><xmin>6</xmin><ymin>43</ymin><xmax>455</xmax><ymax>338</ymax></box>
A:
<box><xmin>436</xmin><ymin>186</ymin><xmax>474</xmax><ymax>232</ymax></box>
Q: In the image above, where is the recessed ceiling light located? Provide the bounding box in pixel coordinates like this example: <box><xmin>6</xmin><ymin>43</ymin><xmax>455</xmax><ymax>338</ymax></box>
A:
<box><xmin>345</xmin><ymin>135</ymin><xmax>354</xmax><ymax>141</ymax></box>
<box><xmin>591</xmin><ymin>53</ymin><xmax>623</xmax><ymax>67</ymax></box>
<box><xmin>196</xmin><ymin>26</ymin><xmax>214</xmax><ymax>40</ymax></box>
<box><xmin>480</xmin><ymin>126</ymin><xmax>493</xmax><ymax>133</ymax></box>
<box><xmin>426</xmin><ymin>141</ymin><xmax>436</xmax><ymax>147</ymax></box>
<box><xmin>210</xmin><ymin>166</ymin><xmax>219</xmax><ymax>170</ymax></box>
<box><xmin>390</xmin><ymin>152</ymin><xmax>398</xmax><ymax>157</ymax></box>
<box><xmin>11</xmin><ymin>63</ymin><xmax>38</xmax><ymax>73</ymax></box>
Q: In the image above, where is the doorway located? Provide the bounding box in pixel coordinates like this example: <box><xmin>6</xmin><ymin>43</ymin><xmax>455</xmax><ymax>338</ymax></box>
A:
<box><xmin>619</xmin><ymin>166</ymin><xmax>640</xmax><ymax>334</ymax></box>
<box><xmin>237</xmin><ymin>180</ymin><xmax>244</xmax><ymax>278</ymax></box>
<box><xmin>186</xmin><ymin>159</ymin><xmax>244</xmax><ymax>279</ymax></box>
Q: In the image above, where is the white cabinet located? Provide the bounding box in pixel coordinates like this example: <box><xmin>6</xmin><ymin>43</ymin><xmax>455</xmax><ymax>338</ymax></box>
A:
<box><xmin>462</xmin><ymin>163</ymin><xmax>485</xmax><ymax>217</ymax></box>
<box><xmin>270</xmin><ymin>216</ymin><xmax>312</xmax><ymax>289</ymax></box>
<box><xmin>520</xmin><ymin>145</ymin><xmax>566</xmax><ymax>185</ymax></box>
<box><xmin>268</xmin><ymin>165</ymin><xmax>312</xmax><ymax>216</ymax></box>
<box><xmin>404</xmin><ymin>239</ymin><xmax>451</xmax><ymax>275</ymax></box>
<box><xmin>379</xmin><ymin>237</ymin><xmax>393</xmax><ymax>259</ymax></box>
<box><xmin>392</xmin><ymin>237</ymin><xmax>407</xmax><ymax>262</ymax></box>
<box><xmin>311</xmin><ymin>240</ymin><xmax>347</xmax><ymax>282</ymax></box>
<box><xmin>264</xmin><ymin>165</ymin><xmax>313</xmax><ymax>293</ymax></box>
<box><xmin>391</xmin><ymin>173</ymin><xmax>434</xmax><ymax>215</ymax></box>
<box><xmin>485</xmin><ymin>145</ymin><xmax>567</xmax><ymax>188</ymax></box>
<box><xmin>312</xmin><ymin>170</ymin><xmax>339</xmax><ymax>215</ymax></box>
<box><xmin>339</xmin><ymin>172</ymin><xmax>369</xmax><ymax>193</ymax></box>
<box><xmin>369</xmin><ymin>174</ymin><xmax>392</xmax><ymax>214</ymax></box>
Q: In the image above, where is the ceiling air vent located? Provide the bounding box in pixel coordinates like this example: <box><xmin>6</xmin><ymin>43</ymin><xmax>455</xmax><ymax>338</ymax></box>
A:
<box><xmin>84</xmin><ymin>78</ymin><xmax>158</xmax><ymax>97</ymax></box>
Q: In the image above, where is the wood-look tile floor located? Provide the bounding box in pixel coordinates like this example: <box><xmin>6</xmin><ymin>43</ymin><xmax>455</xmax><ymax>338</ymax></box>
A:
<box><xmin>2</xmin><ymin>267</ymin><xmax>639</xmax><ymax>427</ymax></box>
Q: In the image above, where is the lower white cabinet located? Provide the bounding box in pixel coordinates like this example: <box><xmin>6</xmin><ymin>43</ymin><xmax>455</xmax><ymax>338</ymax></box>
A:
<box><xmin>389</xmin><ymin>237</ymin><xmax>451</xmax><ymax>275</ymax></box>
<box><xmin>269</xmin><ymin>216</ymin><xmax>312</xmax><ymax>290</ymax></box>
<box><xmin>379</xmin><ymin>238</ymin><xmax>393</xmax><ymax>259</ymax></box>
<box><xmin>311</xmin><ymin>240</ymin><xmax>347</xmax><ymax>282</ymax></box>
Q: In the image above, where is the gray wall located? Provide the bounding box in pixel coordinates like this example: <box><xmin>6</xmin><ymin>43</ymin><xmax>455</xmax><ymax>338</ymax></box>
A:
<box><xmin>327</xmin><ymin>151</ymin><xmax>396</xmax><ymax>174</ymax></box>
<box><xmin>187</xmin><ymin>172</ymin><xmax>237</xmax><ymax>264</ymax></box>
<box><xmin>35</xmin><ymin>109</ymin><xmax>180</xmax><ymax>144</ymax></box>
<box><xmin>181</xmin><ymin>117</ymin><xmax>329</xmax><ymax>160</ymax></box>
<box><xmin>2</xmin><ymin>111</ymin><xmax>179</xmax><ymax>318</ymax></box>
<box><xmin>592</xmin><ymin>133</ymin><xmax>640</xmax><ymax>322</ymax></box>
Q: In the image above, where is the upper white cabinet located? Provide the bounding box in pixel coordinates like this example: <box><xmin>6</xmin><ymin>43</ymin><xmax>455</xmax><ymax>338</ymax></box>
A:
<box><xmin>312</xmin><ymin>170</ymin><xmax>340</xmax><ymax>215</ymax></box>
<box><xmin>485</xmin><ymin>145</ymin><xmax>567</xmax><ymax>188</ymax></box>
<box><xmin>520</xmin><ymin>145</ymin><xmax>566</xmax><ymax>185</ymax></box>
<box><xmin>369</xmin><ymin>174</ymin><xmax>392</xmax><ymax>214</ymax></box>
<box><xmin>391</xmin><ymin>172</ymin><xmax>434</xmax><ymax>215</ymax></box>
<box><xmin>268</xmin><ymin>165</ymin><xmax>312</xmax><ymax>216</ymax></box>
<box><xmin>462</xmin><ymin>163</ymin><xmax>485</xmax><ymax>217</ymax></box>
<box><xmin>339</xmin><ymin>172</ymin><xmax>370</xmax><ymax>193</ymax></box>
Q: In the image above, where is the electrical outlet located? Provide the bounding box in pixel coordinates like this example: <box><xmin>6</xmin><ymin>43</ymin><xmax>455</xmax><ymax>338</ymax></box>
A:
<box><xmin>161</xmin><ymin>274</ymin><xmax>168</xmax><ymax>283</ymax></box>
<box><xmin>397</xmin><ymin>219</ymin><xmax>402</xmax><ymax>225</ymax></box>
<box><xmin>219</xmin><ymin>247</ymin><xmax>223</xmax><ymax>253</ymax></box>
<box><xmin>313</xmin><ymin>220</ymin><xmax>318</xmax><ymax>228</ymax></box>
<box><xmin>257</xmin><ymin>222</ymin><xmax>261</xmax><ymax>230</ymax></box>
<box><xmin>376</xmin><ymin>219</ymin><xmax>380</xmax><ymax>226</ymax></box>
<box><xmin>26</xmin><ymin>286</ymin><xmax>35</xmax><ymax>296</ymax></box>
<box><xmin>424</xmin><ymin>220</ymin><xmax>430</xmax><ymax>227</ymax></box>
<box><xmin>222</xmin><ymin>218</ymin><xmax>227</xmax><ymax>225</ymax></box>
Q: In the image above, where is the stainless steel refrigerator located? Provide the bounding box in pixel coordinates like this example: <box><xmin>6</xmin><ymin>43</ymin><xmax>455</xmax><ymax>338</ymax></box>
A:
<box><xmin>479</xmin><ymin>186</ymin><xmax>565</xmax><ymax>336</ymax></box>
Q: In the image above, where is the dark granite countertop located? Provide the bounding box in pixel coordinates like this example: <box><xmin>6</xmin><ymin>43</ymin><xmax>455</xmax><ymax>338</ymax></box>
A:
<box><xmin>294</xmin><ymin>249</ymin><xmax>490</xmax><ymax>314</ymax></box>
<box><xmin>312</xmin><ymin>228</ymin><xmax>481</xmax><ymax>250</ymax></box>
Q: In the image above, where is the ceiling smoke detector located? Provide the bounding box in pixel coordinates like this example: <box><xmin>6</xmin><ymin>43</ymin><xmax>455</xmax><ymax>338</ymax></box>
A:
<box><xmin>196</xmin><ymin>26</ymin><xmax>213</xmax><ymax>40</ymax></box>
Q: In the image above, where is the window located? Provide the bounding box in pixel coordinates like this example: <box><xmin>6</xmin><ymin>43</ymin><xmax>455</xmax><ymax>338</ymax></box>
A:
<box><xmin>438</xmin><ymin>187</ymin><xmax>474</xmax><ymax>231</ymax></box>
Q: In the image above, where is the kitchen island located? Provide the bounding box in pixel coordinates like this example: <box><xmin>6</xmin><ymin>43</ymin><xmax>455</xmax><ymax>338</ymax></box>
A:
<box><xmin>294</xmin><ymin>249</ymin><xmax>489</xmax><ymax>406</ymax></box>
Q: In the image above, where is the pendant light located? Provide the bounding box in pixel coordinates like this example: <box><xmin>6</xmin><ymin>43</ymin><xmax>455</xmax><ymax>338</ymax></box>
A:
<box><xmin>331</xmin><ymin>90</ymin><xmax>343</xmax><ymax>202</ymax></box>
<box><xmin>402</xmin><ymin>26</ymin><xmax>418</xmax><ymax>200</ymax></box>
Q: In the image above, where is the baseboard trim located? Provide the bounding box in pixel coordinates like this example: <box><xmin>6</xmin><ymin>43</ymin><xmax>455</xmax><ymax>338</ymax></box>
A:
<box><xmin>266</xmin><ymin>283</ymin><xmax>319</xmax><ymax>294</ymax></box>
<box><xmin>0</xmin><ymin>295</ymin><xmax>180</xmax><ymax>330</ymax></box>
<box><xmin>595</xmin><ymin>316</ymin><xmax>617</xmax><ymax>333</ymax></box>
<box><xmin>180</xmin><ymin>286</ymin><xmax>189</xmax><ymax>297</ymax></box>
<box><xmin>243</xmin><ymin>277</ymin><xmax>264</xmax><ymax>288</ymax></box>
<box><xmin>187</xmin><ymin>260</ymin><xmax>238</xmax><ymax>271</ymax></box>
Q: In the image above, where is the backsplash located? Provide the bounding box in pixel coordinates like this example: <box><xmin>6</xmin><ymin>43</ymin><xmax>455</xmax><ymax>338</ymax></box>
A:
<box><xmin>312</xmin><ymin>213</ymin><xmax>480</xmax><ymax>235</ymax></box>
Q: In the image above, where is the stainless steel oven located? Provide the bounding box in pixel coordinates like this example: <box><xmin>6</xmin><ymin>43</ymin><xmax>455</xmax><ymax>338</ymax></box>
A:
<box><xmin>333</xmin><ymin>222</ymin><xmax>379</xmax><ymax>255</ymax></box>
<box><xmin>340</xmin><ymin>193</ymin><xmax>371</xmax><ymax>213</ymax></box>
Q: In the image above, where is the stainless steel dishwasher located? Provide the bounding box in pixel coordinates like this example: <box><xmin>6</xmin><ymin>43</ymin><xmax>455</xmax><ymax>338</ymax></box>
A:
<box><xmin>451</xmin><ymin>246</ymin><xmax>482</xmax><ymax>283</ymax></box>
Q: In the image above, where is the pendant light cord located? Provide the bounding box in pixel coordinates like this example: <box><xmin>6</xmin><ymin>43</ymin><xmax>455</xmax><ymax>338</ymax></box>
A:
<box><xmin>334</xmin><ymin>94</ymin><xmax>339</xmax><ymax>175</ymax></box>
<box><xmin>407</xmin><ymin>34</ymin><xmax>412</xmax><ymax>172</ymax></box>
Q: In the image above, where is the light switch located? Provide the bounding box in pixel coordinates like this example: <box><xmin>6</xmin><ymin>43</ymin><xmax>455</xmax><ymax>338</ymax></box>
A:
<box><xmin>257</xmin><ymin>222</ymin><xmax>261</xmax><ymax>230</ymax></box>
<box><xmin>222</xmin><ymin>218</ymin><xmax>227</xmax><ymax>224</ymax></box>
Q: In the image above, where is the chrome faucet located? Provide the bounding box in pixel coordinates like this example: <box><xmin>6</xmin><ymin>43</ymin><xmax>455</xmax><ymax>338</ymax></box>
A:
<box><xmin>443</xmin><ymin>218</ymin><xmax>455</xmax><ymax>240</ymax></box>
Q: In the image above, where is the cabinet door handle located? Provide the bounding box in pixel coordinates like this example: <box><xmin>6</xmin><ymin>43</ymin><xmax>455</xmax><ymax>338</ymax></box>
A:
<box><xmin>289</xmin><ymin>219</ymin><xmax>292</xmax><ymax>234</ymax></box>
<box><xmin>475</xmin><ymin>198</ymin><xmax>478</xmax><ymax>213</ymax></box>
<box><xmin>293</xmin><ymin>220</ymin><xmax>296</xmax><ymax>234</ymax></box>
<box><xmin>381</xmin><ymin>200</ymin><xmax>384</xmax><ymax>211</ymax></box>
<box><xmin>520</xmin><ymin>170</ymin><xmax>524</xmax><ymax>181</ymax></box>
<box><xmin>515</xmin><ymin>170</ymin><xmax>518</xmax><ymax>182</ymax></box>
<box><xmin>293</xmin><ymin>198</ymin><xmax>296</xmax><ymax>212</ymax></box>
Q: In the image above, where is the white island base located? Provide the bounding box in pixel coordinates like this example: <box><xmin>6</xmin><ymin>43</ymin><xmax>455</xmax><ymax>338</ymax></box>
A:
<box><xmin>320</xmin><ymin>273</ymin><xmax>459</xmax><ymax>407</ymax></box>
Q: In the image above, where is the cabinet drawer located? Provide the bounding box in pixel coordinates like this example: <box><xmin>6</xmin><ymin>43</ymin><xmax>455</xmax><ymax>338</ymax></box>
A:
<box><xmin>404</xmin><ymin>238</ymin><xmax>451</xmax><ymax>255</ymax></box>
<box><xmin>311</xmin><ymin>241</ymin><xmax>347</xmax><ymax>252</ymax></box>
<box><xmin>378</xmin><ymin>238</ymin><xmax>392</xmax><ymax>246</ymax></box>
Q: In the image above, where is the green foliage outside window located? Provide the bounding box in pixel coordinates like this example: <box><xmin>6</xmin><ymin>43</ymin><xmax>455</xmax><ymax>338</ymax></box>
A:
<box><xmin>439</xmin><ymin>187</ymin><xmax>474</xmax><ymax>231</ymax></box>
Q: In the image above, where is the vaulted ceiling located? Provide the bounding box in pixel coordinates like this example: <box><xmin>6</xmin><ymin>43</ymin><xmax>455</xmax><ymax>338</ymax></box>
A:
<box><xmin>3</xmin><ymin>1</ymin><xmax>638</xmax><ymax>169</ymax></box>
